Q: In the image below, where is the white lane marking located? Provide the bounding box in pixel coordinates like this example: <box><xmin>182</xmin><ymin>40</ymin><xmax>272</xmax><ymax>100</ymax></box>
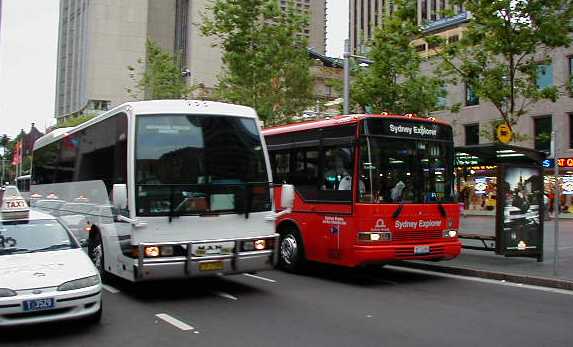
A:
<box><xmin>155</xmin><ymin>313</ymin><xmax>195</xmax><ymax>331</ymax></box>
<box><xmin>243</xmin><ymin>273</ymin><xmax>277</xmax><ymax>283</ymax></box>
<box><xmin>102</xmin><ymin>284</ymin><xmax>119</xmax><ymax>294</ymax></box>
<box><xmin>386</xmin><ymin>265</ymin><xmax>573</xmax><ymax>296</ymax></box>
<box><xmin>213</xmin><ymin>291</ymin><xmax>238</xmax><ymax>301</ymax></box>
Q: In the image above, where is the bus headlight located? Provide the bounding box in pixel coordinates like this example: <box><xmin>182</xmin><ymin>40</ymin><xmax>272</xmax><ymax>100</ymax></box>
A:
<box><xmin>443</xmin><ymin>230</ymin><xmax>457</xmax><ymax>238</ymax></box>
<box><xmin>144</xmin><ymin>246</ymin><xmax>160</xmax><ymax>257</ymax></box>
<box><xmin>254</xmin><ymin>240</ymin><xmax>266</xmax><ymax>250</ymax></box>
<box><xmin>358</xmin><ymin>232</ymin><xmax>392</xmax><ymax>242</ymax></box>
<box><xmin>160</xmin><ymin>246</ymin><xmax>174</xmax><ymax>256</ymax></box>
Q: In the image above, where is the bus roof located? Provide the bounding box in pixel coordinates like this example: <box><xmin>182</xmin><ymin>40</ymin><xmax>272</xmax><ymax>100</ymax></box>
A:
<box><xmin>34</xmin><ymin>100</ymin><xmax>258</xmax><ymax>150</ymax></box>
<box><xmin>262</xmin><ymin>114</ymin><xmax>450</xmax><ymax>136</ymax></box>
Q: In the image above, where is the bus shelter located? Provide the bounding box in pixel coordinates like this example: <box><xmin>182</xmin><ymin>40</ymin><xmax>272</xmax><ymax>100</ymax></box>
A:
<box><xmin>456</xmin><ymin>144</ymin><xmax>546</xmax><ymax>261</ymax></box>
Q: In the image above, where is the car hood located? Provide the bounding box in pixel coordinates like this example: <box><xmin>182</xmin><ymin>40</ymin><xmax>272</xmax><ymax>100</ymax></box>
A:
<box><xmin>0</xmin><ymin>249</ymin><xmax>98</xmax><ymax>290</ymax></box>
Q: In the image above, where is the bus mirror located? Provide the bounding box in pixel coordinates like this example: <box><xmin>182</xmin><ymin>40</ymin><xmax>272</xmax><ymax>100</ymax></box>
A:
<box><xmin>280</xmin><ymin>184</ymin><xmax>294</xmax><ymax>209</ymax></box>
<box><xmin>112</xmin><ymin>184</ymin><xmax>128</xmax><ymax>210</ymax></box>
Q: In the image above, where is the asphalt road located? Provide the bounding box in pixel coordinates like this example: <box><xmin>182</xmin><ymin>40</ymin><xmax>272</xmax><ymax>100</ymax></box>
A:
<box><xmin>3</xmin><ymin>265</ymin><xmax>573</xmax><ymax>347</ymax></box>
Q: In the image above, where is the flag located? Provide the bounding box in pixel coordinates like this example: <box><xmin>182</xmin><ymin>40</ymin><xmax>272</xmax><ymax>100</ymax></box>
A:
<box><xmin>11</xmin><ymin>141</ymin><xmax>22</xmax><ymax>166</ymax></box>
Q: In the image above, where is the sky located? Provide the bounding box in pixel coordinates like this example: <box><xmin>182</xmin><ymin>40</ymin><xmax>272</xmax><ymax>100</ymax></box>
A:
<box><xmin>0</xmin><ymin>0</ymin><xmax>348</xmax><ymax>139</ymax></box>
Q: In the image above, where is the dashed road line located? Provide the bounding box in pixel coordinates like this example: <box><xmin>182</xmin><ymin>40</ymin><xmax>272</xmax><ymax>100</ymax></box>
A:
<box><xmin>155</xmin><ymin>313</ymin><xmax>195</xmax><ymax>331</ymax></box>
<box><xmin>387</xmin><ymin>265</ymin><xmax>573</xmax><ymax>296</ymax></box>
<box><xmin>102</xmin><ymin>284</ymin><xmax>120</xmax><ymax>294</ymax></box>
<box><xmin>243</xmin><ymin>273</ymin><xmax>277</xmax><ymax>283</ymax></box>
<box><xmin>213</xmin><ymin>291</ymin><xmax>238</xmax><ymax>301</ymax></box>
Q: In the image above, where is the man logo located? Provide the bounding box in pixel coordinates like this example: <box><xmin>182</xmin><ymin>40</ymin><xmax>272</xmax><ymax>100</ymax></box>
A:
<box><xmin>375</xmin><ymin>219</ymin><xmax>386</xmax><ymax>229</ymax></box>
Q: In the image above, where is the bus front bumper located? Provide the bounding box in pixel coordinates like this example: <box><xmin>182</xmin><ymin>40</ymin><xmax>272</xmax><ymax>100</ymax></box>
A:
<box><xmin>351</xmin><ymin>239</ymin><xmax>462</xmax><ymax>266</ymax></box>
<box><xmin>133</xmin><ymin>235</ymin><xmax>279</xmax><ymax>281</ymax></box>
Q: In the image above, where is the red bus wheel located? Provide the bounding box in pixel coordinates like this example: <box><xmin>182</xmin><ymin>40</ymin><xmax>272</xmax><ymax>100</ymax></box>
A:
<box><xmin>279</xmin><ymin>227</ymin><xmax>305</xmax><ymax>272</ymax></box>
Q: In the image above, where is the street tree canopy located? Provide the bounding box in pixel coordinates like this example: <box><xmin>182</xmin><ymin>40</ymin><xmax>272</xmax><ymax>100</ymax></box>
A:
<box><xmin>432</xmin><ymin>0</ymin><xmax>573</xmax><ymax>138</ymax></box>
<box><xmin>128</xmin><ymin>40</ymin><xmax>194</xmax><ymax>100</ymax></box>
<box><xmin>352</xmin><ymin>0</ymin><xmax>446</xmax><ymax>116</ymax></box>
<box><xmin>201</xmin><ymin>0</ymin><xmax>313</xmax><ymax>124</ymax></box>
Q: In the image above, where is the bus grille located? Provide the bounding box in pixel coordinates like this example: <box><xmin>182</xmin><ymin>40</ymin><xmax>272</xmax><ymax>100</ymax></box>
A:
<box><xmin>393</xmin><ymin>230</ymin><xmax>443</xmax><ymax>242</ymax></box>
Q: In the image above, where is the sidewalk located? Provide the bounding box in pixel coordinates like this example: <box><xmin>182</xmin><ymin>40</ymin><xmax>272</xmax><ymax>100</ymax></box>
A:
<box><xmin>401</xmin><ymin>215</ymin><xmax>573</xmax><ymax>290</ymax></box>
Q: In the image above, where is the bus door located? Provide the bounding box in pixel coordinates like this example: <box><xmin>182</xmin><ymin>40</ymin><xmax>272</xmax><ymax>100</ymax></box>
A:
<box><xmin>316</xmin><ymin>146</ymin><xmax>354</xmax><ymax>261</ymax></box>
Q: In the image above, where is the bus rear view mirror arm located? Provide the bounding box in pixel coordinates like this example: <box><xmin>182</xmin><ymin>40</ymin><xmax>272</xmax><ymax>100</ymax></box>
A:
<box><xmin>116</xmin><ymin>214</ymin><xmax>147</xmax><ymax>228</ymax></box>
<box><xmin>265</xmin><ymin>184</ymin><xmax>295</xmax><ymax>221</ymax></box>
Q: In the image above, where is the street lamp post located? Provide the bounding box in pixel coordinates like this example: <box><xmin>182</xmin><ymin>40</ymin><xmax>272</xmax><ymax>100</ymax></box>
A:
<box><xmin>343</xmin><ymin>39</ymin><xmax>373</xmax><ymax>115</ymax></box>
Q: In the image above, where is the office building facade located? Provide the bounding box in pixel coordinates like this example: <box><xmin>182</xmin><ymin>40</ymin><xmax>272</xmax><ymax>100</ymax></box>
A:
<box><xmin>55</xmin><ymin>0</ymin><xmax>327</xmax><ymax>120</ymax></box>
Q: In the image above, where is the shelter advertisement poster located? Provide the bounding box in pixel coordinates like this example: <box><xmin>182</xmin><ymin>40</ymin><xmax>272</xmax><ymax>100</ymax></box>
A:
<box><xmin>496</xmin><ymin>165</ymin><xmax>544</xmax><ymax>259</ymax></box>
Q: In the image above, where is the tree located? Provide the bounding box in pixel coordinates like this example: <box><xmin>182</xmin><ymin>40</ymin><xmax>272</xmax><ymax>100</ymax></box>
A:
<box><xmin>55</xmin><ymin>114</ymin><xmax>96</xmax><ymax>129</ymax></box>
<box><xmin>128</xmin><ymin>40</ymin><xmax>194</xmax><ymax>100</ymax></box>
<box><xmin>352</xmin><ymin>0</ymin><xmax>446</xmax><ymax>115</ymax></box>
<box><xmin>201</xmin><ymin>0</ymin><xmax>314</xmax><ymax>124</ymax></box>
<box><xmin>433</xmin><ymin>0</ymin><xmax>573</xmax><ymax>137</ymax></box>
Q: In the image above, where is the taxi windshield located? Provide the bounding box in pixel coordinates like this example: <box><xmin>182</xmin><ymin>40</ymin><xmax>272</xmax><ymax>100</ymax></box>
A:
<box><xmin>0</xmin><ymin>219</ymin><xmax>78</xmax><ymax>256</ymax></box>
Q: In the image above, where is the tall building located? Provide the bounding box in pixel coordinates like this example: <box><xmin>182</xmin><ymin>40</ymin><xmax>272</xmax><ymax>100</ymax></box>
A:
<box><xmin>55</xmin><ymin>0</ymin><xmax>327</xmax><ymax>121</ymax></box>
<box><xmin>349</xmin><ymin>0</ymin><xmax>465</xmax><ymax>54</ymax></box>
<box><xmin>0</xmin><ymin>0</ymin><xmax>3</xmax><ymax>44</ymax></box>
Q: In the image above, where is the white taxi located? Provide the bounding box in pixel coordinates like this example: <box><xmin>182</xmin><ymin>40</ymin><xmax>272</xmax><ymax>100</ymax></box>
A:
<box><xmin>0</xmin><ymin>186</ymin><xmax>102</xmax><ymax>327</ymax></box>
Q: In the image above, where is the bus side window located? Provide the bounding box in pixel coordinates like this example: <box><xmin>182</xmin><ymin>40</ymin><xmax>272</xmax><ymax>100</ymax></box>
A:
<box><xmin>272</xmin><ymin>151</ymin><xmax>290</xmax><ymax>184</ymax></box>
<box><xmin>290</xmin><ymin>147</ymin><xmax>320</xmax><ymax>200</ymax></box>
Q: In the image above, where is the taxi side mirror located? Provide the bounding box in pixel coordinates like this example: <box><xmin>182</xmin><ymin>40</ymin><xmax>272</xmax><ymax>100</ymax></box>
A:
<box><xmin>280</xmin><ymin>184</ymin><xmax>294</xmax><ymax>209</ymax></box>
<box><xmin>112</xmin><ymin>184</ymin><xmax>128</xmax><ymax>210</ymax></box>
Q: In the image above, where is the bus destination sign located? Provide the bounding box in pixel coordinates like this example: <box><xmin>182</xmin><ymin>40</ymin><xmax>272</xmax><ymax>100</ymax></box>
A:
<box><xmin>363</xmin><ymin>118</ymin><xmax>450</xmax><ymax>140</ymax></box>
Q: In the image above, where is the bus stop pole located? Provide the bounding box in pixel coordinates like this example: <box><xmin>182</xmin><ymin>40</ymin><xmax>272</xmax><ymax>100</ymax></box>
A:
<box><xmin>552</xmin><ymin>130</ymin><xmax>560</xmax><ymax>276</ymax></box>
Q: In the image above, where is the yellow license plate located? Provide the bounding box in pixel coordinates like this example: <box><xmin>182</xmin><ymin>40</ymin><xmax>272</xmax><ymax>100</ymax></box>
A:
<box><xmin>199</xmin><ymin>261</ymin><xmax>225</xmax><ymax>272</ymax></box>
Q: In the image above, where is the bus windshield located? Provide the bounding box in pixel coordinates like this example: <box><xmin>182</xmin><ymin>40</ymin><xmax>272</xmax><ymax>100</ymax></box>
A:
<box><xmin>135</xmin><ymin>114</ymin><xmax>270</xmax><ymax>216</ymax></box>
<box><xmin>359</xmin><ymin>130</ymin><xmax>455</xmax><ymax>204</ymax></box>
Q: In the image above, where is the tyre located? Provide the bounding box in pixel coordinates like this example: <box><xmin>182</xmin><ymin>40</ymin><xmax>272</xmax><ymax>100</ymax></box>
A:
<box><xmin>88</xmin><ymin>231</ymin><xmax>109</xmax><ymax>282</ymax></box>
<box><xmin>279</xmin><ymin>226</ymin><xmax>305</xmax><ymax>272</ymax></box>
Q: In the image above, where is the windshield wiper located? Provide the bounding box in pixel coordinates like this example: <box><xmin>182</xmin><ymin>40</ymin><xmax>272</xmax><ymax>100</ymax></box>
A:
<box><xmin>31</xmin><ymin>243</ymin><xmax>72</xmax><ymax>253</ymax></box>
<box><xmin>244</xmin><ymin>184</ymin><xmax>253</xmax><ymax>220</ymax></box>
<box><xmin>0</xmin><ymin>248</ymin><xmax>31</xmax><ymax>255</ymax></box>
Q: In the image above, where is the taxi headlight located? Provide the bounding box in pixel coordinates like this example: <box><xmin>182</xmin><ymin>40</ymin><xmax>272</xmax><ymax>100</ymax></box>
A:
<box><xmin>254</xmin><ymin>240</ymin><xmax>266</xmax><ymax>250</ymax></box>
<box><xmin>0</xmin><ymin>288</ymin><xmax>17</xmax><ymax>297</ymax></box>
<box><xmin>58</xmin><ymin>275</ymin><xmax>100</xmax><ymax>291</ymax></box>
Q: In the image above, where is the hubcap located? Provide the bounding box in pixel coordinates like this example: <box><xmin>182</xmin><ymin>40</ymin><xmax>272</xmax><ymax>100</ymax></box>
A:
<box><xmin>281</xmin><ymin>234</ymin><xmax>298</xmax><ymax>265</ymax></box>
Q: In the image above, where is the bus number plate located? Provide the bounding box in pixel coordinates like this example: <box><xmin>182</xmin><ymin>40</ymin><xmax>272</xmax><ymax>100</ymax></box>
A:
<box><xmin>414</xmin><ymin>246</ymin><xmax>430</xmax><ymax>255</ymax></box>
<box><xmin>199</xmin><ymin>261</ymin><xmax>225</xmax><ymax>272</ymax></box>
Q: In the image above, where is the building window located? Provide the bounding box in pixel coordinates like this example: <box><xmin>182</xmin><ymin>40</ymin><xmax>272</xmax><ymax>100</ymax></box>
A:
<box><xmin>534</xmin><ymin>116</ymin><xmax>552</xmax><ymax>152</ymax></box>
<box><xmin>465</xmin><ymin>83</ymin><xmax>479</xmax><ymax>106</ymax></box>
<box><xmin>436</xmin><ymin>86</ymin><xmax>447</xmax><ymax>109</ymax></box>
<box><xmin>465</xmin><ymin>124</ymin><xmax>479</xmax><ymax>145</ymax></box>
<box><xmin>536</xmin><ymin>63</ymin><xmax>553</xmax><ymax>89</ymax></box>
<box><xmin>448</xmin><ymin>35</ymin><xmax>459</xmax><ymax>44</ymax></box>
<box><xmin>415</xmin><ymin>43</ymin><xmax>426</xmax><ymax>52</ymax></box>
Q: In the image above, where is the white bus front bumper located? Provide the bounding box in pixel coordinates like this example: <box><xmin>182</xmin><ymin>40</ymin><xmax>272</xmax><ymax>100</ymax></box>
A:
<box><xmin>133</xmin><ymin>235</ymin><xmax>279</xmax><ymax>281</ymax></box>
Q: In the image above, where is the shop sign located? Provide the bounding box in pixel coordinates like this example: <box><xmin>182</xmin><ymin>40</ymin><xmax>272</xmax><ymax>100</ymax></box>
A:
<box><xmin>542</xmin><ymin>157</ymin><xmax>573</xmax><ymax>168</ymax></box>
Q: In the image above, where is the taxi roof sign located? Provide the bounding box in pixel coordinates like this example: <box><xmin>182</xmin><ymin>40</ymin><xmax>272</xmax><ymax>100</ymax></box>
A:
<box><xmin>1</xmin><ymin>186</ymin><xmax>30</xmax><ymax>220</ymax></box>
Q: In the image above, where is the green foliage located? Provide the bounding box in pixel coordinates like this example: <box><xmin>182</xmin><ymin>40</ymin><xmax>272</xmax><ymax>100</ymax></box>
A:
<box><xmin>436</xmin><ymin>0</ymin><xmax>573</xmax><ymax>139</ymax></box>
<box><xmin>55</xmin><ymin>114</ymin><xmax>96</xmax><ymax>129</ymax></box>
<box><xmin>201</xmin><ymin>0</ymin><xmax>313</xmax><ymax>124</ymax></box>
<box><xmin>128</xmin><ymin>40</ymin><xmax>194</xmax><ymax>100</ymax></box>
<box><xmin>352</xmin><ymin>0</ymin><xmax>446</xmax><ymax>115</ymax></box>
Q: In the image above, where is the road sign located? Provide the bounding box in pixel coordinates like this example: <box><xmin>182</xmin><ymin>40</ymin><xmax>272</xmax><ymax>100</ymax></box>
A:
<box><xmin>496</xmin><ymin>123</ymin><xmax>513</xmax><ymax>143</ymax></box>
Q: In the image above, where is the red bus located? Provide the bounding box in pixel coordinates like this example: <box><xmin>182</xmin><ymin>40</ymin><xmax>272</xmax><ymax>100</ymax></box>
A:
<box><xmin>263</xmin><ymin>114</ymin><xmax>462</xmax><ymax>271</ymax></box>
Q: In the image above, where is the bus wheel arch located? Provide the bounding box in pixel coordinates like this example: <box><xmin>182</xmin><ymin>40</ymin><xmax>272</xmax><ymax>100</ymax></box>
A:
<box><xmin>277</xmin><ymin>220</ymin><xmax>306</xmax><ymax>272</ymax></box>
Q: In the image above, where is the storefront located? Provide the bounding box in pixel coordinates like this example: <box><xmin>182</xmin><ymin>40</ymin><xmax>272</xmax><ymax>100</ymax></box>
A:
<box><xmin>542</xmin><ymin>157</ymin><xmax>573</xmax><ymax>215</ymax></box>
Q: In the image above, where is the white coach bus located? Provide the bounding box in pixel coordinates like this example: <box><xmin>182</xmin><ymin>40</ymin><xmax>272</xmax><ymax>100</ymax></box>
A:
<box><xmin>31</xmin><ymin>100</ymin><xmax>284</xmax><ymax>282</ymax></box>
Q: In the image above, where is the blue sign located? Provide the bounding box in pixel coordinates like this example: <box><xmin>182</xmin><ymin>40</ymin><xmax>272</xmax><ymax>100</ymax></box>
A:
<box><xmin>542</xmin><ymin>159</ymin><xmax>554</xmax><ymax>168</ymax></box>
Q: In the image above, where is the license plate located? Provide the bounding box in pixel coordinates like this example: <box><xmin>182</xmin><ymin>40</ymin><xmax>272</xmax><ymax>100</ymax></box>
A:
<box><xmin>23</xmin><ymin>298</ymin><xmax>55</xmax><ymax>312</ymax></box>
<box><xmin>199</xmin><ymin>261</ymin><xmax>225</xmax><ymax>272</ymax></box>
<box><xmin>414</xmin><ymin>245</ymin><xmax>430</xmax><ymax>255</ymax></box>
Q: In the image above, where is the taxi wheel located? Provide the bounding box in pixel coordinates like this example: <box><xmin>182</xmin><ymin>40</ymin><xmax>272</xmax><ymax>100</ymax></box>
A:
<box><xmin>88</xmin><ymin>232</ymin><xmax>108</xmax><ymax>282</ymax></box>
<box><xmin>279</xmin><ymin>227</ymin><xmax>305</xmax><ymax>272</ymax></box>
